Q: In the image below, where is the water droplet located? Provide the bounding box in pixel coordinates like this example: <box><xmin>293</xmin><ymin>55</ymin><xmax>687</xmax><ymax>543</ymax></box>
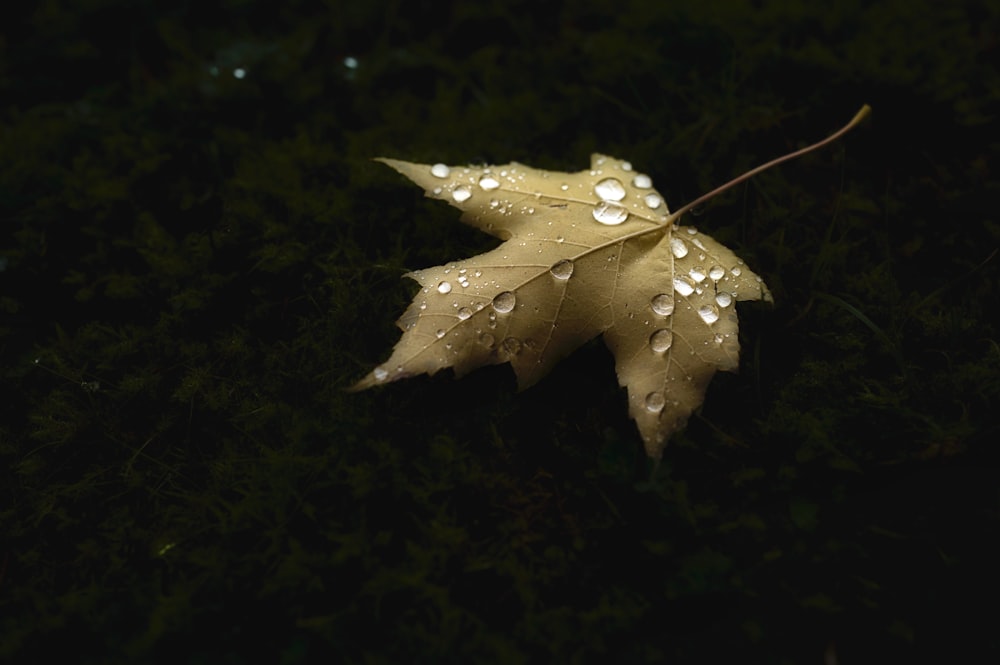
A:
<box><xmin>431</xmin><ymin>163</ymin><xmax>450</xmax><ymax>178</ymax></box>
<box><xmin>689</xmin><ymin>266</ymin><xmax>706</xmax><ymax>283</ymax></box>
<box><xmin>650</xmin><ymin>293</ymin><xmax>674</xmax><ymax>316</ymax></box>
<box><xmin>549</xmin><ymin>259</ymin><xmax>574</xmax><ymax>280</ymax></box>
<box><xmin>730</xmin><ymin>265</ymin><xmax>742</xmax><ymax>277</ymax></box>
<box><xmin>457</xmin><ymin>307</ymin><xmax>472</xmax><ymax>320</ymax></box>
<box><xmin>714</xmin><ymin>333</ymin><xmax>724</xmax><ymax>344</ymax></box>
<box><xmin>632</xmin><ymin>174</ymin><xmax>652</xmax><ymax>189</ymax></box>
<box><xmin>670</xmin><ymin>237</ymin><xmax>689</xmax><ymax>258</ymax></box>
<box><xmin>644</xmin><ymin>193</ymin><xmax>662</xmax><ymax>209</ymax></box>
<box><xmin>437</xmin><ymin>281</ymin><xmax>452</xmax><ymax>294</ymax></box>
<box><xmin>715</xmin><ymin>292</ymin><xmax>733</xmax><ymax>308</ymax></box>
<box><xmin>478</xmin><ymin>332</ymin><xmax>495</xmax><ymax>347</ymax></box>
<box><xmin>492</xmin><ymin>291</ymin><xmax>516</xmax><ymax>313</ymax></box>
<box><xmin>452</xmin><ymin>186</ymin><xmax>472</xmax><ymax>202</ymax></box>
<box><xmin>645</xmin><ymin>391</ymin><xmax>666</xmax><ymax>413</ymax></box>
<box><xmin>560</xmin><ymin>183</ymin><xmax>569</xmax><ymax>191</ymax></box>
<box><xmin>478</xmin><ymin>175</ymin><xmax>500</xmax><ymax>190</ymax></box>
<box><xmin>474</xmin><ymin>270</ymin><xmax>482</xmax><ymax>277</ymax></box>
<box><xmin>435</xmin><ymin>329</ymin><xmax>446</xmax><ymax>339</ymax></box>
<box><xmin>373</xmin><ymin>367</ymin><xmax>388</xmax><ymax>381</ymax></box>
<box><xmin>594</xmin><ymin>177</ymin><xmax>626</xmax><ymax>201</ymax></box>
<box><xmin>673</xmin><ymin>276</ymin><xmax>695</xmax><ymax>296</ymax></box>
<box><xmin>709</xmin><ymin>265</ymin><xmax>725</xmax><ymax>281</ymax></box>
<box><xmin>649</xmin><ymin>329</ymin><xmax>673</xmax><ymax>353</ymax></box>
<box><xmin>501</xmin><ymin>337</ymin><xmax>522</xmax><ymax>356</ymax></box>
<box><xmin>698</xmin><ymin>304</ymin><xmax>720</xmax><ymax>324</ymax></box>
<box><xmin>592</xmin><ymin>201</ymin><xmax>628</xmax><ymax>225</ymax></box>
<box><xmin>555</xmin><ymin>235</ymin><xmax>564</xmax><ymax>243</ymax></box>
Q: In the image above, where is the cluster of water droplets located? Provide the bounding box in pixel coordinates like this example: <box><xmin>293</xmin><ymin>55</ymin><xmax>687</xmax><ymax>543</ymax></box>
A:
<box><xmin>589</xmin><ymin>160</ymin><xmax>664</xmax><ymax>226</ymax></box>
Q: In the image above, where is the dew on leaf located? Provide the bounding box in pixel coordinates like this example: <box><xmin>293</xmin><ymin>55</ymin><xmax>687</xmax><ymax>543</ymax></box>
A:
<box><xmin>478</xmin><ymin>332</ymin><xmax>495</xmax><ymax>347</ymax></box>
<box><xmin>709</xmin><ymin>265</ymin><xmax>725</xmax><ymax>281</ymax></box>
<box><xmin>592</xmin><ymin>201</ymin><xmax>628</xmax><ymax>225</ymax></box>
<box><xmin>689</xmin><ymin>266</ymin><xmax>706</xmax><ymax>283</ymax></box>
<box><xmin>649</xmin><ymin>329</ymin><xmax>673</xmax><ymax>353</ymax></box>
<box><xmin>715</xmin><ymin>292</ymin><xmax>733</xmax><ymax>308</ymax></box>
<box><xmin>594</xmin><ymin>177</ymin><xmax>626</xmax><ymax>201</ymax></box>
<box><xmin>549</xmin><ymin>259</ymin><xmax>574</xmax><ymax>280</ymax></box>
<box><xmin>673</xmin><ymin>276</ymin><xmax>695</xmax><ymax>297</ymax></box>
<box><xmin>645</xmin><ymin>391</ymin><xmax>666</xmax><ymax>413</ymax></box>
<box><xmin>650</xmin><ymin>293</ymin><xmax>674</xmax><ymax>316</ymax></box>
<box><xmin>435</xmin><ymin>329</ymin><xmax>446</xmax><ymax>339</ymax></box>
<box><xmin>632</xmin><ymin>173</ymin><xmax>652</xmax><ymax>189</ymax></box>
<box><xmin>670</xmin><ymin>237</ymin><xmax>688</xmax><ymax>258</ymax></box>
<box><xmin>731</xmin><ymin>265</ymin><xmax>742</xmax><ymax>277</ymax></box>
<box><xmin>431</xmin><ymin>163</ymin><xmax>450</xmax><ymax>178</ymax></box>
<box><xmin>501</xmin><ymin>337</ymin><xmax>522</xmax><ymax>356</ymax></box>
<box><xmin>644</xmin><ymin>193</ymin><xmax>662</xmax><ymax>209</ymax></box>
<box><xmin>479</xmin><ymin>175</ymin><xmax>500</xmax><ymax>190</ymax></box>
<box><xmin>457</xmin><ymin>307</ymin><xmax>472</xmax><ymax>320</ymax></box>
<box><xmin>698</xmin><ymin>304</ymin><xmax>720</xmax><ymax>324</ymax></box>
<box><xmin>437</xmin><ymin>281</ymin><xmax>452</xmax><ymax>294</ymax></box>
<box><xmin>452</xmin><ymin>186</ymin><xmax>472</xmax><ymax>202</ymax></box>
<box><xmin>492</xmin><ymin>291</ymin><xmax>516</xmax><ymax>313</ymax></box>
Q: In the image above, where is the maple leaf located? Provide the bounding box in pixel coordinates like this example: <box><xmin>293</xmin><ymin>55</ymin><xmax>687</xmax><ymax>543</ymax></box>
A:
<box><xmin>352</xmin><ymin>107</ymin><xmax>870</xmax><ymax>458</ymax></box>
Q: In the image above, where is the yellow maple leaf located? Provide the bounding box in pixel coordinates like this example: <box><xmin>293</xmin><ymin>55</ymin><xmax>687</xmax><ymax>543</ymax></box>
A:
<box><xmin>353</xmin><ymin>107</ymin><xmax>870</xmax><ymax>458</ymax></box>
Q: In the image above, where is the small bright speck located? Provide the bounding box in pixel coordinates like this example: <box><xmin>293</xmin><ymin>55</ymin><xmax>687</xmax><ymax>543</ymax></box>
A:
<box><xmin>344</xmin><ymin>56</ymin><xmax>359</xmax><ymax>69</ymax></box>
<box><xmin>233</xmin><ymin>68</ymin><xmax>246</xmax><ymax>79</ymax></box>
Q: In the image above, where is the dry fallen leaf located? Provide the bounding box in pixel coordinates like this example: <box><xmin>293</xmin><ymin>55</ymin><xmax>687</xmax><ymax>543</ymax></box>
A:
<box><xmin>353</xmin><ymin>107</ymin><xmax>870</xmax><ymax>458</ymax></box>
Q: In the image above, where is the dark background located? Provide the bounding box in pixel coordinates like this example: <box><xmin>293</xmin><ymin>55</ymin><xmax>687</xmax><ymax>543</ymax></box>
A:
<box><xmin>2</xmin><ymin>1</ymin><xmax>998</xmax><ymax>662</ymax></box>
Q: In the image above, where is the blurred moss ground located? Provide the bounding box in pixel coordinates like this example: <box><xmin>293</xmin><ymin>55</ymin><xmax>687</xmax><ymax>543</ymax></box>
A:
<box><xmin>1</xmin><ymin>0</ymin><xmax>998</xmax><ymax>662</ymax></box>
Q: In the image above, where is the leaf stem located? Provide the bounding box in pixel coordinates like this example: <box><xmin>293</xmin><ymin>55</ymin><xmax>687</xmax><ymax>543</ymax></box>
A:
<box><xmin>665</xmin><ymin>104</ymin><xmax>872</xmax><ymax>225</ymax></box>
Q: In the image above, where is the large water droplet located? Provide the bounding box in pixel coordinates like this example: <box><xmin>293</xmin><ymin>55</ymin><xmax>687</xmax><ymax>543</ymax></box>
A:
<box><xmin>478</xmin><ymin>175</ymin><xmax>500</xmax><ymax>190</ymax></box>
<box><xmin>478</xmin><ymin>332</ymin><xmax>495</xmax><ymax>347</ymax></box>
<box><xmin>492</xmin><ymin>291</ymin><xmax>516</xmax><ymax>313</ymax></box>
<box><xmin>650</xmin><ymin>293</ymin><xmax>674</xmax><ymax>316</ymax></box>
<box><xmin>715</xmin><ymin>292</ymin><xmax>733</xmax><ymax>308</ymax></box>
<box><xmin>594</xmin><ymin>177</ymin><xmax>626</xmax><ymax>201</ymax></box>
<box><xmin>592</xmin><ymin>201</ymin><xmax>629</xmax><ymax>225</ymax></box>
<box><xmin>644</xmin><ymin>193</ymin><xmax>662</xmax><ymax>209</ymax></box>
<box><xmin>549</xmin><ymin>259</ymin><xmax>574</xmax><ymax>280</ymax></box>
<box><xmin>457</xmin><ymin>307</ymin><xmax>472</xmax><ymax>320</ymax></box>
<box><xmin>709</xmin><ymin>265</ymin><xmax>726</xmax><ymax>281</ymax></box>
<box><xmin>649</xmin><ymin>329</ymin><xmax>673</xmax><ymax>353</ymax></box>
<box><xmin>670</xmin><ymin>237</ymin><xmax>688</xmax><ymax>258</ymax></box>
<box><xmin>437</xmin><ymin>281</ymin><xmax>452</xmax><ymax>294</ymax></box>
<box><xmin>689</xmin><ymin>266</ymin><xmax>706</xmax><ymax>283</ymax></box>
<box><xmin>632</xmin><ymin>173</ymin><xmax>652</xmax><ymax>189</ymax></box>
<box><xmin>673</xmin><ymin>276</ymin><xmax>695</xmax><ymax>296</ymax></box>
<box><xmin>730</xmin><ymin>265</ymin><xmax>742</xmax><ymax>277</ymax></box>
<box><xmin>645</xmin><ymin>391</ymin><xmax>666</xmax><ymax>413</ymax></box>
<box><xmin>435</xmin><ymin>329</ymin><xmax>446</xmax><ymax>339</ymax></box>
<box><xmin>373</xmin><ymin>366</ymin><xmax>388</xmax><ymax>381</ymax></box>
<box><xmin>431</xmin><ymin>163</ymin><xmax>450</xmax><ymax>178</ymax></box>
<box><xmin>698</xmin><ymin>304</ymin><xmax>720</xmax><ymax>324</ymax></box>
<box><xmin>452</xmin><ymin>186</ymin><xmax>472</xmax><ymax>202</ymax></box>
